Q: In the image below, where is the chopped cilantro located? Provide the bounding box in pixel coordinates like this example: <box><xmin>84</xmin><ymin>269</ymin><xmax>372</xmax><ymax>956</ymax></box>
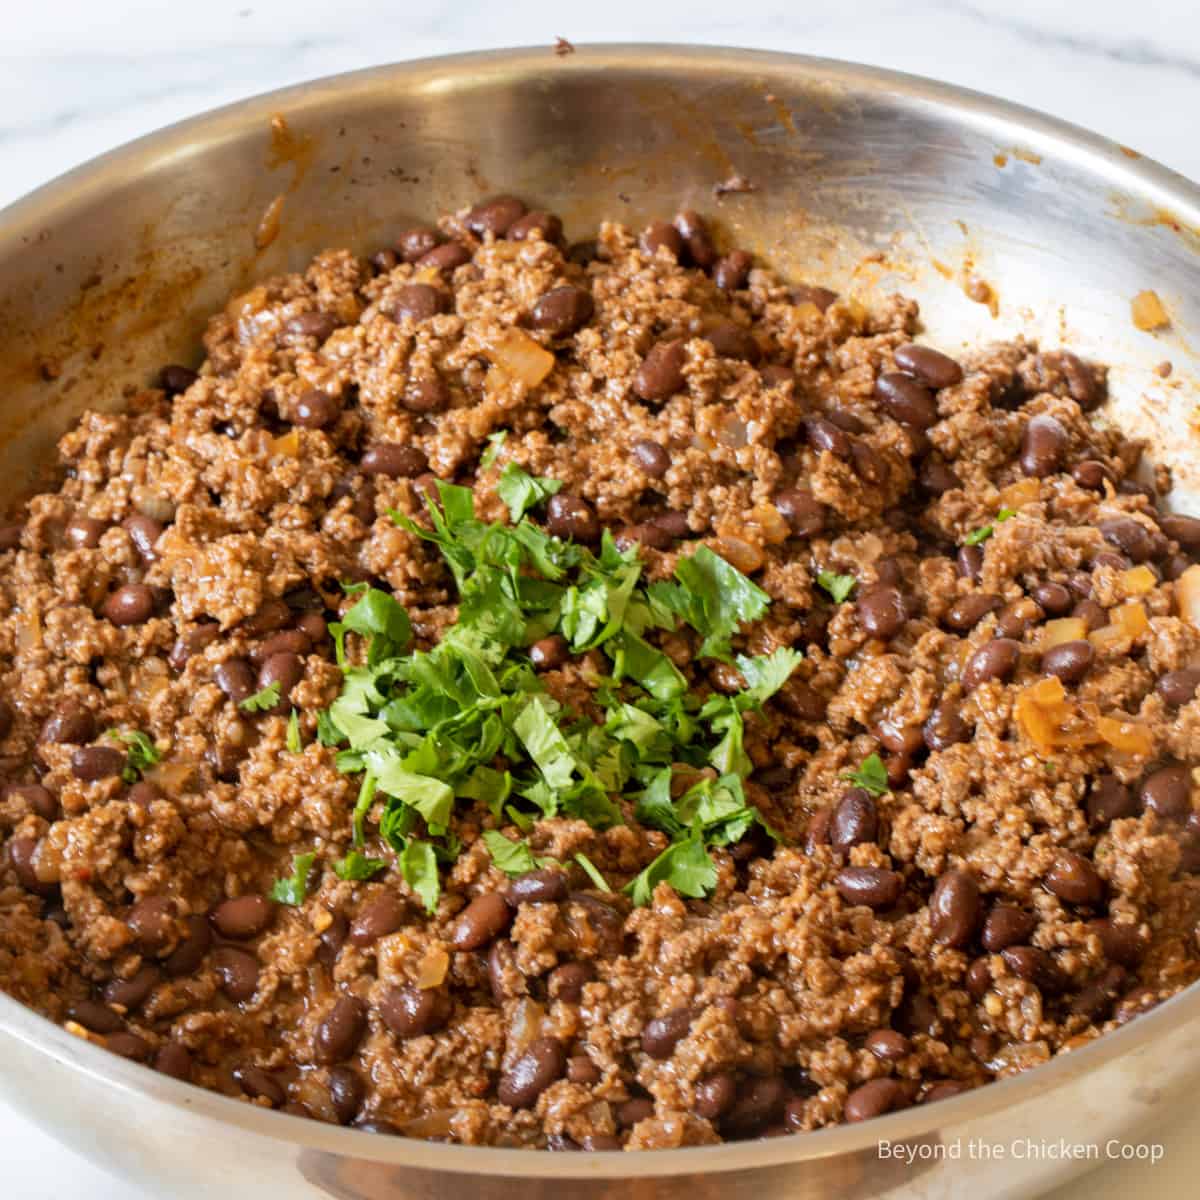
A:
<box><xmin>480</xmin><ymin>430</ymin><xmax>508</xmax><ymax>470</ymax></box>
<box><xmin>332</xmin><ymin>850</ymin><xmax>387</xmax><ymax>881</ymax></box>
<box><xmin>482</xmin><ymin>830</ymin><xmax>551</xmax><ymax>876</ymax></box>
<box><xmin>624</xmin><ymin>827</ymin><xmax>717</xmax><ymax>907</ymax></box>
<box><xmin>842</xmin><ymin>752</ymin><xmax>890</xmax><ymax>797</ymax></box>
<box><xmin>399</xmin><ymin>839</ymin><xmax>440</xmax><ymax>914</ymax></box>
<box><xmin>239</xmin><ymin>682</ymin><xmax>281</xmax><ymax>713</ymax></box>
<box><xmin>105</xmin><ymin>728</ymin><xmax>161</xmax><ymax>783</ymax></box>
<box><xmin>573</xmin><ymin>851</ymin><xmax>612</xmax><ymax>893</ymax></box>
<box><xmin>270</xmin><ymin>852</ymin><xmax>316</xmax><ymax>905</ymax></box>
<box><xmin>286</xmin><ymin>710</ymin><xmax>302</xmax><ymax>754</ymax></box>
<box><xmin>497</xmin><ymin>462</ymin><xmax>563</xmax><ymax>522</ymax></box>
<box><xmin>816</xmin><ymin>570</ymin><xmax>857</xmax><ymax>604</ymax></box>
<box><xmin>964</xmin><ymin>506</ymin><xmax>1017</xmax><ymax>547</ymax></box>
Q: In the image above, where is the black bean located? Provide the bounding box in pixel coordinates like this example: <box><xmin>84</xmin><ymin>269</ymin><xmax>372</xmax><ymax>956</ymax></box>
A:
<box><xmin>387</xmin><ymin>283</ymin><xmax>449</xmax><ymax>323</ymax></box>
<box><xmin>327</xmin><ymin>1065</ymin><xmax>366</xmax><ymax>1124</ymax></box>
<box><xmin>451</xmin><ymin>892</ymin><xmax>512</xmax><ymax>951</ymax></box>
<box><xmin>616</xmin><ymin>1097</ymin><xmax>655</xmax><ymax>1127</ymax></box>
<box><xmin>1019</xmin><ymin>414</ymin><xmax>1068</xmax><ymax>477</ymax></box>
<box><xmin>170</xmin><ymin>623</ymin><xmax>218</xmax><ymax>670</ymax></box>
<box><xmin>103</xmin><ymin>964</ymin><xmax>162</xmax><ymax>1012</ymax></box>
<box><xmin>4</xmin><ymin>784</ymin><xmax>58</xmax><ymax>820</ymax></box>
<box><xmin>396</xmin><ymin>227</ymin><xmax>441</xmax><ymax>262</ymax></box>
<box><xmin>257</xmin><ymin>651</ymin><xmax>303</xmax><ymax>715</ymax></box>
<box><xmin>122</xmin><ymin>514</ymin><xmax>164</xmax><ymax>562</ymax></box>
<box><xmin>703</xmin><ymin>320</ymin><xmax>760</xmax><ymax>363</ymax></box>
<box><xmin>944</xmin><ymin>593</ymin><xmax>1002</xmax><ymax>632</ymax></box>
<box><xmin>923</xmin><ymin>700</ymin><xmax>967</xmax><ymax>752</ymax></box>
<box><xmin>160</xmin><ymin>364</ymin><xmax>199</xmax><ymax>394</ymax></box>
<box><xmin>1072</xmin><ymin>460</ymin><xmax>1114</xmax><ymax>491</ymax></box>
<box><xmin>417</xmin><ymin>241</ymin><xmax>471</xmax><ymax>273</ymax></box>
<box><xmin>293</xmin><ymin>389</ymin><xmax>341</xmax><ymax>429</ymax></box>
<box><xmin>634</xmin><ymin>340</ymin><xmax>687</xmax><ymax>402</ymax></box>
<box><xmin>694</xmin><ymin>1072</ymin><xmax>737</xmax><ymax>1119</ymax></box>
<box><xmin>922</xmin><ymin>1081</ymin><xmax>968</xmax><ymax>1105</ymax></box>
<box><xmin>1071</xmin><ymin>965</ymin><xmax>1127</xmax><ymax>1021</ymax></box>
<box><xmin>234</xmin><ymin>1065</ymin><xmax>285</xmax><ymax>1108</ymax></box>
<box><xmin>315</xmin><ymin>995</ymin><xmax>368</xmax><ymax>1064</ymax></box>
<box><xmin>164</xmin><ymin>914</ymin><xmax>212</xmax><ymax>976</ymax></box>
<box><xmin>566</xmin><ymin>240</ymin><xmax>599</xmax><ymax>267</ymax></box>
<box><xmin>126</xmin><ymin>895</ymin><xmax>178</xmax><ymax>955</ymax></box>
<box><xmin>466</xmin><ymin>195</ymin><xmax>526</xmax><ymax>237</ymax></box>
<box><xmin>957</xmin><ymin>545</ymin><xmax>984</xmax><ymax>581</ymax></box>
<box><xmin>105</xmin><ymin>1032</ymin><xmax>152</xmax><ymax>1062</ymax></box>
<box><xmin>962</xmin><ymin>639</ymin><xmax>1021</xmax><ymax>690</ymax></box>
<box><xmin>71</xmin><ymin>745</ymin><xmax>126</xmax><ymax>781</ymax></box>
<box><xmin>830</xmin><ymin>788</ymin><xmax>877</xmax><ymax>853</ymax></box>
<box><xmin>641</xmin><ymin>1007</ymin><xmax>693</xmax><ymax>1059</ymax></box>
<box><xmin>545</xmin><ymin>494</ymin><xmax>599</xmax><ymax>543</ymax></box>
<box><xmin>894</xmin><ymin>344</ymin><xmax>963</xmax><ymax>389</ymax></box>
<box><xmin>834</xmin><ymin>867</ymin><xmax>903</xmax><ymax>910</ymax></box>
<box><xmin>857</xmin><ymin>585</ymin><xmax>908</xmax><ymax>640</ymax></box>
<box><xmin>285</xmin><ymin>311</ymin><xmax>338</xmax><ymax>341</ymax></box>
<box><xmin>760</xmin><ymin>364</ymin><xmax>795</xmax><ymax>389</ymax></box>
<box><xmin>723</xmin><ymin>1076</ymin><xmax>788</xmax><ymax>1136</ymax></box>
<box><xmin>640</xmin><ymin>221</ymin><xmax>683</xmax><ymax>260</ymax></box>
<box><xmin>1044</xmin><ymin>852</ymin><xmax>1103</xmax><ymax>905</ymax></box>
<box><xmin>1140</xmin><ymin>764</ymin><xmax>1192</xmax><ymax>821</ymax></box>
<box><xmin>249</xmin><ymin>629</ymin><xmax>311</xmax><ymax>667</ymax></box>
<box><xmin>211</xmin><ymin>894</ymin><xmax>274</xmax><ymax>940</ymax></box>
<box><xmin>674</xmin><ymin>210</ymin><xmax>717</xmax><ymax>268</ymax></box>
<box><xmin>875</xmin><ymin>372</ymin><xmax>938</xmax><ymax>428</ymax></box>
<box><xmin>844</xmin><ymin>1078</ymin><xmax>907</xmax><ymax>1123</ymax></box>
<box><xmin>562</xmin><ymin>1056</ymin><xmax>598</xmax><ymax>1088</ymax></box>
<box><xmin>1032</xmin><ymin>583</ymin><xmax>1073</xmax><ymax>616</ymax></box>
<box><xmin>792</xmin><ymin>283</ymin><xmax>839</xmax><ymax>311</ymax></box>
<box><xmin>713</xmin><ymin>250</ymin><xmax>752</xmax><ymax>290</ymax></box>
<box><xmin>155</xmin><ymin>1042</ymin><xmax>193</xmax><ymax>1081</ymax></box>
<box><xmin>1162</xmin><ymin>513</ymin><xmax>1200</xmax><ymax>549</ymax></box>
<box><xmin>865</xmin><ymin>1028</ymin><xmax>911</xmax><ymax>1062</ymax></box>
<box><xmin>549</xmin><ymin>961</ymin><xmax>593</xmax><ymax>1003</ymax></box>
<box><xmin>1042</xmin><ymin>639</ymin><xmax>1094</xmax><ymax>685</ymax></box>
<box><xmin>930</xmin><ymin>869</ymin><xmax>981</xmax><ymax>948</ymax></box>
<box><xmin>40</xmin><ymin>703</ymin><xmax>95</xmax><ymax>747</ymax></box>
<box><xmin>981</xmin><ymin>906</ymin><xmax>1036</xmax><ymax>952</ymax></box>
<box><xmin>379</xmin><ymin>983</ymin><xmax>445</xmax><ymax>1039</ymax></box>
<box><xmin>102</xmin><ymin>584</ymin><xmax>155</xmax><ymax>626</ymax></box>
<box><xmin>506</xmin><ymin>210</ymin><xmax>563</xmax><ymax>243</ymax></box>
<box><xmin>0</xmin><ymin>523</ymin><xmax>23</xmax><ymax>550</ymax></box>
<box><xmin>1001</xmin><ymin>946</ymin><xmax>1064</xmax><ymax>993</ymax></box>
<box><xmin>631</xmin><ymin>439</ymin><xmax>670</xmax><ymax>479</ymax></box>
<box><xmin>1099</xmin><ymin>517</ymin><xmax>1159</xmax><ymax>564</ymax></box>
<box><xmin>371</xmin><ymin>248</ymin><xmax>399</xmax><ymax>274</ymax></box>
<box><xmin>530</xmin><ymin>286</ymin><xmax>594</xmax><ymax>336</ymax></box>
<box><xmin>66</xmin><ymin>998</ymin><xmax>124</xmax><ymax>1035</ymax></box>
<box><xmin>919</xmin><ymin>461</ymin><xmax>961</xmax><ymax>495</ymax></box>
<box><xmin>1072</xmin><ymin>599</ymin><xmax>1108</xmax><ymax>632</ymax></box>
<box><xmin>349</xmin><ymin>894</ymin><xmax>406</xmax><ymax>947</ymax></box>
<box><xmin>499</xmin><ymin>1037</ymin><xmax>566</xmax><ymax>1108</ymax></box>
<box><xmin>214</xmin><ymin>658</ymin><xmax>255</xmax><ymax>705</ymax></box>
<box><xmin>806</xmin><ymin>417</ymin><xmax>851</xmax><ymax>458</ymax></box>
<box><xmin>508</xmin><ymin>869</ymin><xmax>568</xmax><ymax>906</ymax></box>
<box><xmin>1158</xmin><ymin>668</ymin><xmax>1200</xmax><ymax>706</ymax></box>
<box><xmin>361</xmin><ymin>443</ymin><xmax>428</xmax><ymax>479</ymax></box>
<box><xmin>849</xmin><ymin>439</ymin><xmax>884</xmax><ymax>484</ymax></box>
<box><xmin>965</xmin><ymin>957</ymin><xmax>992</xmax><ymax>999</ymax></box>
<box><xmin>213</xmin><ymin>947</ymin><xmax>260</xmax><ymax>1002</ymax></box>
<box><xmin>66</xmin><ymin>515</ymin><xmax>106</xmax><ymax>549</ymax></box>
<box><xmin>1089</xmin><ymin>918</ymin><xmax>1147</xmax><ymax>967</ymax></box>
<box><xmin>1087</xmin><ymin>775</ymin><xmax>1136</xmax><ymax>826</ymax></box>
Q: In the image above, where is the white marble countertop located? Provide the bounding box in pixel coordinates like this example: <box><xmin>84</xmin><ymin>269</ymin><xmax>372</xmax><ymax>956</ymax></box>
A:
<box><xmin>2</xmin><ymin>1</ymin><xmax>1198</xmax><ymax>1196</ymax></box>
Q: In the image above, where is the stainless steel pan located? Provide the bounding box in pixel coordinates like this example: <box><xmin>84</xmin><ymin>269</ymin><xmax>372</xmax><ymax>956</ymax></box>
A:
<box><xmin>2</xmin><ymin>44</ymin><xmax>1199</xmax><ymax>1200</ymax></box>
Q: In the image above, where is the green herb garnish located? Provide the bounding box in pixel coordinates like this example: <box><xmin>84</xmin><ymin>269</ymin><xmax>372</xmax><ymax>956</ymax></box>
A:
<box><xmin>239</xmin><ymin>682</ymin><xmax>281</xmax><ymax>713</ymax></box>
<box><xmin>842</xmin><ymin>752</ymin><xmax>890</xmax><ymax>797</ymax></box>
<box><xmin>816</xmin><ymin>570</ymin><xmax>857</xmax><ymax>604</ymax></box>
<box><xmin>964</xmin><ymin>506</ymin><xmax>1017</xmax><ymax>547</ymax></box>
<box><xmin>286</xmin><ymin>710</ymin><xmax>302</xmax><ymax>753</ymax></box>
<box><xmin>483</xmin><ymin>830</ymin><xmax>552</xmax><ymax>876</ymax></box>
<box><xmin>332</xmin><ymin>850</ymin><xmax>387</xmax><ymax>881</ymax></box>
<box><xmin>480</xmin><ymin>430</ymin><xmax>508</xmax><ymax>470</ymax></box>
<box><xmin>105</xmin><ymin>729</ymin><xmax>161</xmax><ymax>783</ymax></box>
<box><xmin>573</xmin><ymin>851</ymin><xmax>612</xmax><ymax>893</ymax></box>
<box><xmin>496</xmin><ymin>462</ymin><xmax>562</xmax><ymax>523</ymax></box>
<box><xmin>270</xmin><ymin>852</ymin><xmax>316</xmax><ymax>905</ymax></box>
<box><xmin>624</xmin><ymin>825</ymin><xmax>718</xmax><ymax>908</ymax></box>
<box><xmin>398</xmin><ymin>839</ymin><xmax>440</xmax><ymax>914</ymax></box>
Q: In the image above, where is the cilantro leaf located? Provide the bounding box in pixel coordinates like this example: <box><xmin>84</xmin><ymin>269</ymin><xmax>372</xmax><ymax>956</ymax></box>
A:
<box><xmin>735</xmin><ymin>647</ymin><xmax>803</xmax><ymax>706</ymax></box>
<box><xmin>240</xmin><ymin>682</ymin><xmax>282</xmax><ymax>713</ymax></box>
<box><xmin>105</xmin><ymin>728</ymin><xmax>161</xmax><ymax>783</ymax></box>
<box><xmin>286</xmin><ymin>710</ymin><xmax>302</xmax><ymax>754</ymax></box>
<box><xmin>964</xmin><ymin>507</ymin><xmax>1017</xmax><ymax>547</ymax></box>
<box><xmin>635</xmin><ymin>768</ymin><xmax>684</xmax><ymax>839</ymax></box>
<box><xmin>666</xmin><ymin>545</ymin><xmax>770</xmax><ymax>660</ymax></box>
<box><xmin>573</xmin><ymin>851</ymin><xmax>612</xmax><ymax>893</ymax></box>
<box><xmin>513</xmin><ymin>695</ymin><xmax>577</xmax><ymax>792</ymax></box>
<box><xmin>365</xmin><ymin>747</ymin><xmax>455</xmax><ymax>834</ymax></box>
<box><xmin>842</xmin><ymin>752</ymin><xmax>889</xmax><ymax>797</ymax></box>
<box><xmin>480</xmin><ymin>430</ymin><xmax>508</xmax><ymax>470</ymax></box>
<box><xmin>398</xmin><ymin>839</ymin><xmax>440</xmax><ymax>914</ymax></box>
<box><xmin>270</xmin><ymin>852</ymin><xmax>316</xmax><ymax>905</ymax></box>
<box><xmin>625</xmin><ymin>828</ymin><xmax>717</xmax><ymax>907</ymax></box>
<box><xmin>817</xmin><ymin>570</ymin><xmax>856</xmax><ymax>604</ymax></box>
<box><xmin>497</xmin><ymin>463</ymin><xmax>563</xmax><ymax>522</ymax></box>
<box><xmin>482</xmin><ymin>830</ymin><xmax>551</xmax><ymax>876</ymax></box>
<box><xmin>333</xmin><ymin>850</ymin><xmax>387</xmax><ymax>881</ymax></box>
<box><xmin>338</xmin><ymin>587</ymin><xmax>412</xmax><ymax>659</ymax></box>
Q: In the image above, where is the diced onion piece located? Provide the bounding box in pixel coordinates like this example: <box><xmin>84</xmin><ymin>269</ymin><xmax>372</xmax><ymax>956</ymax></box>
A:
<box><xmin>1096</xmin><ymin>714</ymin><xmax>1155</xmax><ymax>757</ymax></box>
<box><xmin>16</xmin><ymin>609</ymin><xmax>42</xmax><ymax>652</ymax></box>
<box><xmin>750</xmin><ymin>503</ymin><xmax>790</xmax><ymax>546</ymax></box>
<box><xmin>999</xmin><ymin>478</ymin><xmax>1041</xmax><ymax>509</ymax></box>
<box><xmin>254</xmin><ymin>193</ymin><xmax>285</xmax><ymax>250</ymax></box>
<box><xmin>794</xmin><ymin>301</ymin><xmax>823</xmax><ymax>321</ymax></box>
<box><xmin>1041</xmin><ymin>618</ymin><xmax>1089</xmax><ymax>650</ymax></box>
<box><xmin>508</xmin><ymin>997</ymin><xmax>546</xmax><ymax>1056</ymax></box>
<box><xmin>414</xmin><ymin>266</ymin><xmax>442</xmax><ymax>285</ymax></box>
<box><xmin>716</xmin><ymin>414</ymin><xmax>749</xmax><ymax>450</ymax></box>
<box><xmin>417</xmin><ymin>945</ymin><xmax>449</xmax><ymax>990</ymax></box>
<box><xmin>271</xmin><ymin>429</ymin><xmax>300</xmax><ymax>458</ymax></box>
<box><xmin>1131</xmin><ymin>289</ymin><xmax>1170</xmax><ymax>332</ymax></box>
<box><xmin>1121</xmin><ymin>565</ymin><xmax>1157</xmax><ymax>596</ymax></box>
<box><xmin>713</xmin><ymin>536</ymin><xmax>764</xmax><ymax>574</ymax></box>
<box><xmin>144</xmin><ymin>761</ymin><xmax>196</xmax><ymax>794</ymax></box>
<box><xmin>1112</xmin><ymin>601</ymin><xmax>1149</xmax><ymax>638</ymax></box>
<box><xmin>1089</xmin><ymin>622</ymin><xmax>1129</xmax><ymax>652</ymax></box>
<box><xmin>402</xmin><ymin>1109</ymin><xmax>456</xmax><ymax>1138</ymax></box>
<box><xmin>1015</xmin><ymin>677</ymin><xmax>1099</xmax><ymax>754</ymax></box>
<box><xmin>484</xmin><ymin>328</ymin><xmax>555</xmax><ymax>388</ymax></box>
<box><xmin>1178</xmin><ymin>565</ymin><xmax>1200</xmax><ymax>628</ymax></box>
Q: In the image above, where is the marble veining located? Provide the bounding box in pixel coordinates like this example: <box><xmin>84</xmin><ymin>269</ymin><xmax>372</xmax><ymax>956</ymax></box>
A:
<box><xmin>1</xmin><ymin>1</ymin><xmax>1197</xmax><ymax>1196</ymax></box>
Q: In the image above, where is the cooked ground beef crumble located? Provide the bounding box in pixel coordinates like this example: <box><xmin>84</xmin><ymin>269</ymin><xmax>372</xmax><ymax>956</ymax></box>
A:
<box><xmin>2</xmin><ymin>195</ymin><xmax>1200</xmax><ymax>1149</ymax></box>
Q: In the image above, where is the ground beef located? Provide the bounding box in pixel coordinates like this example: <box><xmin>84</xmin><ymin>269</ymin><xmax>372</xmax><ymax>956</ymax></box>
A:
<box><xmin>2</xmin><ymin>197</ymin><xmax>1200</xmax><ymax>1148</ymax></box>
